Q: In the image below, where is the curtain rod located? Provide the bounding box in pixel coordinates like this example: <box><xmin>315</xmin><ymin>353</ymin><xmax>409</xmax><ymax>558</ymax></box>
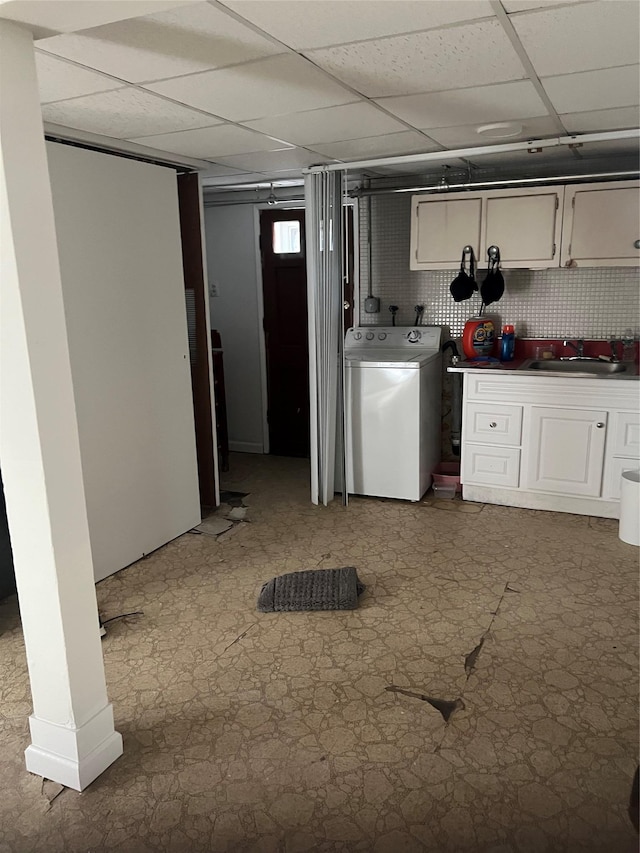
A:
<box><xmin>353</xmin><ymin>170</ymin><xmax>640</xmax><ymax>197</ymax></box>
<box><xmin>306</xmin><ymin>129</ymin><xmax>640</xmax><ymax>174</ymax></box>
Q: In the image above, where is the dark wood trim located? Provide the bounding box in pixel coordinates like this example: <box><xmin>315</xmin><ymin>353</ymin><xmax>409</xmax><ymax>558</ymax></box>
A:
<box><xmin>177</xmin><ymin>173</ymin><xmax>217</xmax><ymax>508</ymax></box>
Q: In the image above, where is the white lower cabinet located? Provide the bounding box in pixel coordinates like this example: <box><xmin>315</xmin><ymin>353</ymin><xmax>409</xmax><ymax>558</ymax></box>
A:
<box><xmin>523</xmin><ymin>406</ymin><xmax>607</xmax><ymax>496</ymax></box>
<box><xmin>459</xmin><ymin>372</ymin><xmax>640</xmax><ymax>518</ymax></box>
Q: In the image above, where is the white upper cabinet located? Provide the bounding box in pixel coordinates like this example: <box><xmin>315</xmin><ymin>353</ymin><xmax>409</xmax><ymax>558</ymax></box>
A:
<box><xmin>483</xmin><ymin>188</ymin><xmax>563</xmax><ymax>268</ymax></box>
<box><xmin>411</xmin><ymin>194</ymin><xmax>482</xmax><ymax>269</ymax></box>
<box><xmin>410</xmin><ymin>186</ymin><xmax>563</xmax><ymax>270</ymax></box>
<box><xmin>561</xmin><ymin>180</ymin><xmax>640</xmax><ymax>267</ymax></box>
<box><xmin>410</xmin><ymin>180</ymin><xmax>639</xmax><ymax>270</ymax></box>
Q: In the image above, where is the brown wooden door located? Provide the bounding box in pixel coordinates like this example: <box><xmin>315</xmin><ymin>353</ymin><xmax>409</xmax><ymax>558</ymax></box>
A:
<box><xmin>260</xmin><ymin>209</ymin><xmax>309</xmax><ymax>457</ymax></box>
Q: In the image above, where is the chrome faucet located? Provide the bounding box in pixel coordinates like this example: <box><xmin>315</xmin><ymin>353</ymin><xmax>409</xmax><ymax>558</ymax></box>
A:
<box><xmin>563</xmin><ymin>338</ymin><xmax>584</xmax><ymax>359</ymax></box>
<box><xmin>609</xmin><ymin>339</ymin><xmax>621</xmax><ymax>362</ymax></box>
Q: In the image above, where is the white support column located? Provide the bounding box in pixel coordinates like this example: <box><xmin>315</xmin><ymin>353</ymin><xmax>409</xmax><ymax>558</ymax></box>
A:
<box><xmin>0</xmin><ymin>20</ymin><xmax>122</xmax><ymax>791</ymax></box>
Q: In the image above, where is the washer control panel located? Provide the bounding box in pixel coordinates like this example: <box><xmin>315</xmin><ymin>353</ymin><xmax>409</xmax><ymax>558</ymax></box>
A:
<box><xmin>344</xmin><ymin>326</ymin><xmax>442</xmax><ymax>349</ymax></box>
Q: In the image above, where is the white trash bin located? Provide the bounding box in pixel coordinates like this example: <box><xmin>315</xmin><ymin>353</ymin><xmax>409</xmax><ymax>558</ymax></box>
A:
<box><xmin>619</xmin><ymin>469</ymin><xmax>640</xmax><ymax>546</ymax></box>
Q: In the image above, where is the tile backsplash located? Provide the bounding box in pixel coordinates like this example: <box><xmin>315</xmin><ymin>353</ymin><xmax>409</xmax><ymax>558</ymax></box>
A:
<box><xmin>359</xmin><ymin>194</ymin><xmax>640</xmax><ymax>339</ymax></box>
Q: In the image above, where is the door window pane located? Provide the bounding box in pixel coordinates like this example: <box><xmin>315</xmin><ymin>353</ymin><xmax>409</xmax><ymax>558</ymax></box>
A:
<box><xmin>273</xmin><ymin>220</ymin><xmax>301</xmax><ymax>254</ymax></box>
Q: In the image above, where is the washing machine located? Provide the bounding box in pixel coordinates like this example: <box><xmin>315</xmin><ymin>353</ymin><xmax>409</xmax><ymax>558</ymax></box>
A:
<box><xmin>343</xmin><ymin>326</ymin><xmax>442</xmax><ymax>501</ymax></box>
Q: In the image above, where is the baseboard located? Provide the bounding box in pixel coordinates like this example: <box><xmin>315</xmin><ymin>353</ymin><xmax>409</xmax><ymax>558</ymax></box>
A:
<box><xmin>228</xmin><ymin>441</ymin><xmax>264</xmax><ymax>454</ymax></box>
<box><xmin>463</xmin><ymin>484</ymin><xmax>619</xmax><ymax>518</ymax></box>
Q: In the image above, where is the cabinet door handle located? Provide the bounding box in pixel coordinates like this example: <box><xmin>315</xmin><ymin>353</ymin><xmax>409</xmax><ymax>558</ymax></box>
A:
<box><xmin>634</xmin><ymin>239</ymin><xmax>640</xmax><ymax>249</ymax></box>
<box><xmin>489</xmin><ymin>422</ymin><xmax>497</xmax><ymax>428</ymax></box>
<box><xmin>596</xmin><ymin>422</ymin><xmax>605</xmax><ymax>428</ymax></box>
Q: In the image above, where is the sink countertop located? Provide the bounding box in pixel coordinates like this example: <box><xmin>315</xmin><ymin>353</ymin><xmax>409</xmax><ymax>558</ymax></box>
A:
<box><xmin>447</xmin><ymin>359</ymin><xmax>639</xmax><ymax>379</ymax></box>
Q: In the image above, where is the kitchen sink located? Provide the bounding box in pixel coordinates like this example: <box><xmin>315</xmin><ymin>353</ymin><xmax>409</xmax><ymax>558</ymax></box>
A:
<box><xmin>523</xmin><ymin>359</ymin><xmax>628</xmax><ymax>375</ymax></box>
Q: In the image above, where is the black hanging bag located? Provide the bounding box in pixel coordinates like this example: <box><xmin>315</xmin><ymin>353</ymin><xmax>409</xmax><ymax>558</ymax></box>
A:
<box><xmin>449</xmin><ymin>246</ymin><xmax>478</xmax><ymax>302</ymax></box>
<box><xmin>480</xmin><ymin>245</ymin><xmax>505</xmax><ymax>307</ymax></box>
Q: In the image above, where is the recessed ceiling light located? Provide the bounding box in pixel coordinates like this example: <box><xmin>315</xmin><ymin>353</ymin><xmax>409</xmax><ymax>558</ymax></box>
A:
<box><xmin>476</xmin><ymin>122</ymin><xmax>523</xmax><ymax>139</ymax></box>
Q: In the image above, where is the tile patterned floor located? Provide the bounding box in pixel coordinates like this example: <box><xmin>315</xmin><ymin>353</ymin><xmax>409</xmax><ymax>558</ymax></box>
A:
<box><xmin>0</xmin><ymin>452</ymin><xmax>637</xmax><ymax>852</ymax></box>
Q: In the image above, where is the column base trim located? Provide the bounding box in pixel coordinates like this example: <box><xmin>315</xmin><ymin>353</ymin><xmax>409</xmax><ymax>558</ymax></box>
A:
<box><xmin>25</xmin><ymin>706</ymin><xmax>123</xmax><ymax>791</ymax></box>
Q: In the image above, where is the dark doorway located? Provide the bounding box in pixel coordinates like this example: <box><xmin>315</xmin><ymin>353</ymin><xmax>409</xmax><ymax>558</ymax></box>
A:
<box><xmin>260</xmin><ymin>208</ymin><xmax>309</xmax><ymax>457</ymax></box>
<box><xmin>259</xmin><ymin>205</ymin><xmax>356</xmax><ymax>459</ymax></box>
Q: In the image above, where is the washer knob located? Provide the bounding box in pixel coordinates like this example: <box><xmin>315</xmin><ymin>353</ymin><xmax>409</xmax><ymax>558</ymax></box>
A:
<box><xmin>378</xmin><ymin>332</ymin><xmax>387</xmax><ymax>340</ymax></box>
<box><xmin>407</xmin><ymin>329</ymin><xmax>421</xmax><ymax>343</ymax></box>
<box><xmin>366</xmin><ymin>331</ymin><xmax>375</xmax><ymax>341</ymax></box>
<box><xmin>353</xmin><ymin>331</ymin><xmax>362</xmax><ymax>340</ymax></box>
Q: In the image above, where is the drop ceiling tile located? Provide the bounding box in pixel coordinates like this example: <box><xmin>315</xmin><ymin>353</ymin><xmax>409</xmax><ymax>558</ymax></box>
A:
<box><xmin>41</xmin><ymin>87</ymin><xmax>220</xmax><ymax>139</ymax></box>
<box><xmin>37</xmin><ymin>2</ymin><xmax>282</xmax><ymax>84</ymax></box>
<box><xmin>560</xmin><ymin>106</ymin><xmax>640</xmax><ymax>134</ymax></box>
<box><xmin>129</xmin><ymin>123</ymin><xmax>290</xmax><ymax>158</ymax></box>
<box><xmin>222</xmin><ymin>0</ymin><xmax>493</xmax><ymax>50</ymax></box>
<box><xmin>243</xmin><ymin>102</ymin><xmax>407</xmax><ymax>146</ymax></box>
<box><xmin>214</xmin><ymin>147</ymin><xmax>332</xmax><ymax>173</ymax></box>
<box><xmin>146</xmin><ymin>54</ymin><xmax>357</xmax><ymax>122</ymax></box>
<box><xmin>307</xmin><ymin>19</ymin><xmax>527</xmax><ymax>98</ymax></box>
<box><xmin>503</xmin><ymin>0</ymin><xmax>585</xmax><ymax>11</ymax></box>
<box><xmin>307</xmin><ymin>131</ymin><xmax>439</xmax><ymax>161</ymax></box>
<box><xmin>426</xmin><ymin>115</ymin><xmax>559</xmax><ymax>148</ymax></box>
<box><xmin>511</xmin><ymin>2</ymin><xmax>640</xmax><ymax>77</ymax></box>
<box><xmin>542</xmin><ymin>65</ymin><xmax>640</xmax><ymax>115</ymax></box>
<box><xmin>377</xmin><ymin>80</ymin><xmax>548</xmax><ymax>129</ymax></box>
<box><xmin>35</xmin><ymin>51</ymin><xmax>121</xmax><ymax>103</ymax></box>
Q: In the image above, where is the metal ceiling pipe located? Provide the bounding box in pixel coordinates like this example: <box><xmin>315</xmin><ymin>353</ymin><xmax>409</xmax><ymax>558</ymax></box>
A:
<box><xmin>307</xmin><ymin>129</ymin><xmax>640</xmax><ymax>174</ymax></box>
<box><xmin>353</xmin><ymin>170</ymin><xmax>640</xmax><ymax>198</ymax></box>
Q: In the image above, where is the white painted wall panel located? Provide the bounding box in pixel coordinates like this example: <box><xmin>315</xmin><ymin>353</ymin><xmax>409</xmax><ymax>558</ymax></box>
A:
<box><xmin>203</xmin><ymin>204</ymin><xmax>265</xmax><ymax>453</ymax></box>
<box><xmin>46</xmin><ymin>142</ymin><xmax>200</xmax><ymax>582</ymax></box>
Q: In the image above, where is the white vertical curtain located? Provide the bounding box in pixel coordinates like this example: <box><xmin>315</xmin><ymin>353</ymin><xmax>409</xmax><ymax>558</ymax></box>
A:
<box><xmin>305</xmin><ymin>170</ymin><xmax>346</xmax><ymax>506</ymax></box>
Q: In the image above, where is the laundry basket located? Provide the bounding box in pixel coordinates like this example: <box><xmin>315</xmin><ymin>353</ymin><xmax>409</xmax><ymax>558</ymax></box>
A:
<box><xmin>432</xmin><ymin>462</ymin><xmax>461</xmax><ymax>494</ymax></box>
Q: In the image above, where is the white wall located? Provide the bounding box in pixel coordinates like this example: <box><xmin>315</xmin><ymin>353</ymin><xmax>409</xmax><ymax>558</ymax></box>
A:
<box><xmin>204</xmin><ymin>204</ymin><xmax>265</xmax><ymax>453</ymax></box>
<box><xmin>46</xmin><ymin>142</ymin><xmax>201</xmax><ymax>582</ymax></box>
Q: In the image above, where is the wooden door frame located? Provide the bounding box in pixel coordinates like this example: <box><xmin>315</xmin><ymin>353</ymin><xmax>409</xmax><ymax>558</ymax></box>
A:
<box><xmin>253</xmin><ymin>200</ymin><xmax>359</xmax><ymax>454</ymax></box>
<box><xmin>178</xmin><ymin>173</ymin><xmax>220</xmax><ymax>508</ymax></box>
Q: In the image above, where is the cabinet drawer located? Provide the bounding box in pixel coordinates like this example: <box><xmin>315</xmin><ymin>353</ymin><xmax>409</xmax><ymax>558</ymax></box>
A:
<box><xmin>463</xmin><ymin>444</ymin><xmax>520</xmax><ymax>488</ymax></box>
<box><xmin>464</xmin><ymin>403</ymin><xmax>522</xmax><ymax>446</ymax></box>
<box><xmin>612</xmin><ymin>411</ymin><xmax>640</xmax><ymax>457</ymax></box>
<box><xmin>605</xmin><ymin>457</ymin><xmax>640</xmax><ymax>500</ymax></box>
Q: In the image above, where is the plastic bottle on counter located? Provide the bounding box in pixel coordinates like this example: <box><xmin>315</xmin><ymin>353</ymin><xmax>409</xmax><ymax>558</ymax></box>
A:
<box><xmin>622</xmin><ymin>329</ymin><xmax>636</xmax><ymax>363</ymax></box>
<box><xmin>500</xmin><ymin>325</ymin><xmax>515</xmax><ymax>362</ymax></box>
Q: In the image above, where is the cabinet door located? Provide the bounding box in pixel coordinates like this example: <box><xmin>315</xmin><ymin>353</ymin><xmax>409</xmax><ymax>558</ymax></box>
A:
<box><xmin>410</xmin><ymin>195</ymin><xmax>482</xmax><ymax>270</ymax></box>
<box><xmin>524</xmin><ymin>407</ymin><xmax>607</xmax><ymax>496</ymax></box>
<box><xmin>561</xmin><ymin>182</ymin><xmax>640</xmax><ymax>267</ymax></box>
<box><xmin>484</xmin><ymin>188</ymin><xmax>562</xmax><ymax>268</ymax></box>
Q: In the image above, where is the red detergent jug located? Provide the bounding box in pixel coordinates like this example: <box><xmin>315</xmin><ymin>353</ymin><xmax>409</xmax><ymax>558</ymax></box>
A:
<box><xmin>463</xmin><ymin>317</ymin><xmax>495</xmax><ymax>360</ymax></box>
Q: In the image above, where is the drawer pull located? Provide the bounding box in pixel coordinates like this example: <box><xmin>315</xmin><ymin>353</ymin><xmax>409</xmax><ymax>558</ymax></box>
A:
<box><xmin>489</xmin><ymin>422</ymin><xmax>497</xmax><ymax>428</ymax></box>
<box><xmin>596</xmin><ymin>422</ymin><xmax>605</xmax><ymax>429</ymax></box>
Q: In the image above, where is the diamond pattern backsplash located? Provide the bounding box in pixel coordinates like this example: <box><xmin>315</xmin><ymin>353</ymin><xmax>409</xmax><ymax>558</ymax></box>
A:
<box><xmin>358</xmin><ymin>195</ymin><xmax>640</xmax><ymax>339</ymax></box>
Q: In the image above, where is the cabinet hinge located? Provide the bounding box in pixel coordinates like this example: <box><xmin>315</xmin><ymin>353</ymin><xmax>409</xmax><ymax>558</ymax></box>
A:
<box><xmin>568</xmin><ymin>243</ymin><xmax>571</xmax><ymax>256</ymax></box>
<box><xmin>415</xmin><ymin>249</ymin><xmax>418</xmax><ymax>260</ymax></box>
<box><xmin>572</xmin><ymin>196</ymin><xmax>575</xmax><ymax>208</ymax></box>
<box><xmin>552</xmin><ymin>242</ymin><xmax>556</xmax><ymax>257</ymax></box>
<box><xmin>555</xmin><ymin>196</ymin><xmax>559</xmax><ymax>210</ymax></box>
